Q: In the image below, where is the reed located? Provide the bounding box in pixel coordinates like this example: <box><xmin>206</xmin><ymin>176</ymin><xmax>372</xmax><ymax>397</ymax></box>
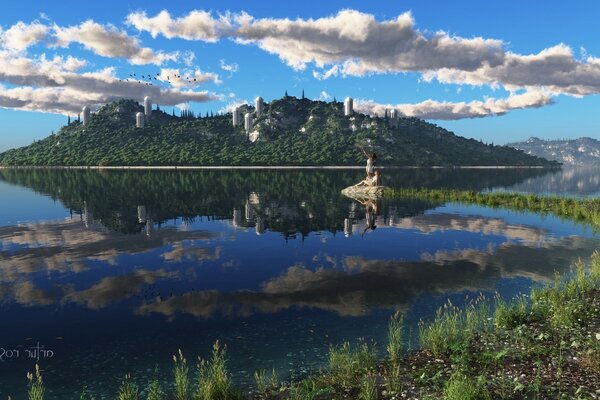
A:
<box><xmin>26</xmin><ymin>364</ymin><xmax>44</xmax><ymax>400</ymax></box>
<box><xmin>117</xmin><ymin>374</ymin><xmax>139</xmax><ymax>400</ymax></box>
<box><xmin>194</xmin><ymin>341</ymin><xmax>237</xmax><ymax>400</ymax></box>
<box><xmin>173</xmin><ymin>349</ymin><xmax>190</xmax><ymax>400</ymax></box>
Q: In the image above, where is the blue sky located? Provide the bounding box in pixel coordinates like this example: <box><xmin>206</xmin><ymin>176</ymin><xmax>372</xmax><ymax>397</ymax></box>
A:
<box><xmin>0</xmin><ymin>0</ymin><xmax>599</xmax><ymax>151</ymax></box>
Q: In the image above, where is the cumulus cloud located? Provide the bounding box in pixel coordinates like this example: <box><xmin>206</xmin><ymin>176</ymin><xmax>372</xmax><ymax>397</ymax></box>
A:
<box><xmin>53</xmin><ymin>20</ymin><xmax>179</xmax><ymax>65</ymax></box>
<box><xmin>0</xmin><ymin>21</ymin><xmax>48</xmax><ymax>51</ymax></box>
<box><xmin>219</xmin><ymin>59</ymin><xmax>238</xmax><ymax>73</ymax></box>
<box><xmin>126</xmin><ymin>9</ymin><xmax>232</xmax><ymax>41</ymax></box>
<box><xmin>424</xmin><ymin>44</ymin><xmax>600</xmax><ymax>96</ymax></box>
<box><xmin>0</xmin><ymin>52</ymin><xmax>220</xmax><ymax>114</ymax></box>
<box><xmin>317</xmin><ymin>91</ymin><xmax>332</xmax><ymax>101</ymax></box>
<box><xmin>354</xmin><ymin>89</ymin><xmax>554</xmax><ymax>120</ymax></box>
<box><xmin>127</xmin><ymin>9</ymin><xmax>505</xmax><ymax>72</ymax></box>
<box><xmin>126</xmin><ymin>8</ymin><xmax>600</xmax><ymax>100</ymax></box>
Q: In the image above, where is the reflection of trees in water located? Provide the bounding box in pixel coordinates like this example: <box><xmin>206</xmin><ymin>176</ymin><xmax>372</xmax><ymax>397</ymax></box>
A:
<box><xmin>500</xmin><ymin>167</ymin><xmax>600</xmax><ymax>196</ymax></box>
<box><xmin>0</xmin><ymin>168</ymin><xmax>552</xmax><ymax>236</ymax></box>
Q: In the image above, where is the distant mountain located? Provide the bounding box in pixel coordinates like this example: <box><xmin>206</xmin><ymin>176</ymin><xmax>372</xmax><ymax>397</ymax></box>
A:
<box><xmin>508</xmin><ymin>137</ymin><xmax>600</xmax><ymax>166</ymax></box>
<box><xmin>0</xmin><ymin>97</ymin><xmax>558</xmax><ymax>167</ymax></box>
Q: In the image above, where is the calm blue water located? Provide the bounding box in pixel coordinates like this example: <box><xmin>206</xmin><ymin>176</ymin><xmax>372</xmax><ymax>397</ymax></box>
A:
<box><xmin>0</xmin><ymin>167</ymin><xmax>598</xmax><ymax>398</ymax></box>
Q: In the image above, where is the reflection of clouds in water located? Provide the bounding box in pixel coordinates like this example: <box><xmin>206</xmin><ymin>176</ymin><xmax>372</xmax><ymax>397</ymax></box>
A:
<box><xmin>161</xmin><ymin>244</ymin><xmax>221</xmax><ymax>263</ymax></box>
<box><xmin>63</xmin><ymin>269</ymin><xmax>178</xmax><ymax>309</ymax></box>
<box><xmin>421</xmin><ymin>235</ymin><xmax>599</xmax><ymax>283</ymax></box>
<box><xmin>136</xmin><ymin>235</ymin><xmax>600</xmax><ymax>320</ymax></box>
<box><xmin>342</xmin><ymin>212</ymin><xmax>550</xmax><ymax>245</ymax></box>
<box><xmin>0</xmin><ymin>268</ymin><xmax>178</xmax><ymax>308</ymax></box>
<box><xmin>0</xmin><ymin>219</ymin><xmax>217</xmax><ymax>281</ymax></box>
<box><xmin>391</xmin><ymin>213</ymin><xmax>550</xmax><ymax>246</ymax></box>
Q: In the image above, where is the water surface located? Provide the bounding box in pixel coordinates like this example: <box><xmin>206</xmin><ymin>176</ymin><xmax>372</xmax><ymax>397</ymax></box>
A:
<box><xmin>0</xmin><ymin>167</ymin><xmax>598</xmax><ymax>398</ymax></box>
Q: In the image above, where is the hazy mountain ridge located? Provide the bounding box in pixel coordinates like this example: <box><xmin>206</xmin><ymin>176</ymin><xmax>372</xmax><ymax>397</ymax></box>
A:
<box><xmin>0</xmin><ymin>97</ymin><xmax>558</xmax><ymax>167</ymax></box>
<box><xmin>508</xmin><ymin>137</ymin><xmax>600</xmax><ymax>166</ymax></box>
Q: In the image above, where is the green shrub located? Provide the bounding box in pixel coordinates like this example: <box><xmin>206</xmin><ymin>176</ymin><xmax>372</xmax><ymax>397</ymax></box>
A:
<box><xmin>443</xmin><ymin>373</ymin><xmax>490</xmax><ymax>400</ymax></box>
<box><xmin>328</xmin><ymin>340</ymin><xmax>376</xmax><ymax>389</ymax></box>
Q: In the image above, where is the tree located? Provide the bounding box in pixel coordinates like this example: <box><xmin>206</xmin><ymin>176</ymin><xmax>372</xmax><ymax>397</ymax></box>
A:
<box><xmin>285</xmin><ymin>90</ymin><xmax>288</xmax><ymax>97</ymax></box>
<box><xmin>67</xmin><ymin>115</ymin><xmax>71</xmax><ymax>125</ymax></box>
<box><xmin>302</xmin><ymin>89</ymin><xmax>305</xmax><ymax>99</ymax></box>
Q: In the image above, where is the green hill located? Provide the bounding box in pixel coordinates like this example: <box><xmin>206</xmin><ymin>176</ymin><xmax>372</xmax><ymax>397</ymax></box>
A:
<box><xmin>0</xmin><ymin>96</ymin><xmax>558</xmax><ymax>166</ymax></box>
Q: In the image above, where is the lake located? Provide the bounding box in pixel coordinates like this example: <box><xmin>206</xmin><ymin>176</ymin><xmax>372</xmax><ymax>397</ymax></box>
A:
<box><xmin>0</xmin><ymin>167</ymin><xmax>599</xmax><ymax>398</ymax></box>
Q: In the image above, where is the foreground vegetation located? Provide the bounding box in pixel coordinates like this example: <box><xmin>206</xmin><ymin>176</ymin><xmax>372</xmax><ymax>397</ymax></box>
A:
<box><xmin>0</xmin><ymin>97</ymin><xmax>557</xmax><ymax>167</ymax></box>
<box><xmin>386</xmin><ymin>187</ymin><xmax>600</xmax><ymax>230</ymax></box>
<box><xmin>22</xmin><ymin>251</ymin><xmax>600</xmax><ymax>399</ymax></box>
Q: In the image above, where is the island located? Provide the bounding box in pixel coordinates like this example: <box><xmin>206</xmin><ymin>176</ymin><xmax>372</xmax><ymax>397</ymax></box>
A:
<box><xmin>0</xmin><ymin>96</ymin><xmax>559</xmax><ymax>167</ymax></box>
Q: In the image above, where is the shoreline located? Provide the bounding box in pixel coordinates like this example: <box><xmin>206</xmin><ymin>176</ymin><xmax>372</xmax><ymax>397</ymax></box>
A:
<box><xmin>0</xmin><ymin>165</ymin><xmax>557</xmax><ymax>170</ymax></box>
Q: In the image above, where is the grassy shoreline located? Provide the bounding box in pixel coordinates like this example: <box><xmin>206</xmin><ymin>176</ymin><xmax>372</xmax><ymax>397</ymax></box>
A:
<box><xmin>385</xmin><ymin>187</ymin><xmax>600</xmax><ymax>230</ymax></box>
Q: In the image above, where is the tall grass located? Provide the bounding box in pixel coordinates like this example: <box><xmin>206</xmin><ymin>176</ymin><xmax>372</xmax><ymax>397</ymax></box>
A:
<box><xmin>146</xmin><ymin>375</ymin><xmax>165</xmax><ymax>400</ymax></box>
<box><xmin>443</xmin><ymin>372</ymin><xmax>490</xmax><ymax>400</ymax></box>
<box><xmin>531</xmin><ymin>253</ymin><xmax>600</xmax><ymax>328</ymax></box>
<box><xmin>194</xmin><ymin>341</ymin><xmax>237</xmax><ymax>400</ymax></box>
<box><xmin>387</xmin><ymin>312</ymin><xmax>404</xmax><ymax>367</ymax></box>
<box><xmin>419</xmin><ymin>295</ymin><xmax>491</xmax><ymax>357</ymax></box>
<box><xmin>358</xmin><ymin>375</ymin><xmax>377</xmax><ymax>400</ymax></box>
<box><xmin>118</xmin><ymin>374</ymin><xmax>139</xmax><ymax>400</ymax></box>
<box><xmin>254</xmin><ymin>368</ymin><xmax>278</xmax><ymax>394</ymax></box>
<box><xmin>327</xmin><ymin>340</ymin><xmax>377</xmax><ymax>389</ymax></box>
<box><xmin>494</xmin><ymin>294</ymin><xmax>530</xmax><ymax>330</ymax></box>
<box><xmin>26</xmin><ymin>364</ymin><xmax>44</xmax><ymax>400</ymax></box>
<box><xmin>173</xmin><ymin>349</ymin><xmax>190</xmax><ymax>400</ymax></box>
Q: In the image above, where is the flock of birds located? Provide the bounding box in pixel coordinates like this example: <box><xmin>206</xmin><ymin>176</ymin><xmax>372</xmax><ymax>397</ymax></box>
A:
<box><xmin>118</xmin><ymin>72</ymin><xmax>199</xmax><ymax>86</ymax></box>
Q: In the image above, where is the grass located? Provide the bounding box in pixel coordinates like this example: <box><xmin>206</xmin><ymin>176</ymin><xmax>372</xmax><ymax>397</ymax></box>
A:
<box><xmin>385</xmin><ymin>188</ymin><xmax>600</xmax><ymax>230</ymax></box>
<box><xmin>327</xmin><ymin>340</ymin><xmax>377</xmax><ymax>390</ymax></box>
<box><xmin>26</xmin><ymin>364</ymin><xmax>44</xmax><ymax>400</ymax></box>
<box><xmin>387</xmin><ymin>312</ymin><xmax>404</xmax><ymax>367</ymax></box>
<box><xmin>194</xmin><ymin>341</ymin><xmax>239</xmax><ymax>400</ymax></box>
<box><xmin>253</xmin><ymin>368</ymin><xmax>278</xmax><ymax>395</ymax></box>
<box><xmin>118</xmin><ymin>374</ymin><xmax>139</xmax><ymax>400</ymax></box>
<box><xmin>443</xmin><ymin>372</ymin><xmax>490</xmax><ymax>400</ymax></box>
<box><xmin>173</xmin><ymin>349</ymin><xmax>190</xmax><ymax>400</ymax></box>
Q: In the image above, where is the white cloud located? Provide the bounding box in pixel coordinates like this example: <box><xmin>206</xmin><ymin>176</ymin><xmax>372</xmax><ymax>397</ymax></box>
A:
<box><xmin>425</xmin><ymin>45</ymin><xmax>600</xmax><ymax>96</ymax></box>
<box><xmin>317</xmin><ymin>91</ymin><xmax>332</xmax><ymax>101</ymax></box>
<box><xmin>219</xmin><ymin>59</ymin><xmax>239</xmax><ymax>73</ymax></box>
<box><xmin>125</xmin><ymin>8</ymin><xmax>600</xmax><ymax>100</ymax></box>
<box><xmin>354</xmin><ymin>89</ymin><xmax>554</xmax><ymax>120</ymax></box>
<box><xmin>125</xmin><ymin>9</ymin><xmax>232</xmax><ymax>42</ymax></box>
<box><xmin>0</xmin><ymin>21</ymin><xmax>48</xmax><ymax>51</ymax></box>
<box><xmin>0</xmin><ymin>52</ymin><xmax>220</xmax><ymax>115</ymax></box>
<box><xmin>53</xmin><ymin>20</ymin><xmax>179</xmax><ymax>65</ymax></box>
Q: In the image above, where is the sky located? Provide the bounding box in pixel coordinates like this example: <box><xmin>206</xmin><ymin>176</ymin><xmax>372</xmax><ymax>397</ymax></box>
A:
<box><xmin>0</xmin><ymin>0</ymin><xmax>599</xmax><ymax>151</ymax></box>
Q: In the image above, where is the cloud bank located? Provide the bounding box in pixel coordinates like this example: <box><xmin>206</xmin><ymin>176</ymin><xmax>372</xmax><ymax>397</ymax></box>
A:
<box><xmin>355</xmin><ymin>89</ymin><xmax>554</xmax><ymax>120</ymax></box>
<box><xmin>125</xmin><ymin>8</ymin><xmax>600</xmax><ymax>117</ymax></box>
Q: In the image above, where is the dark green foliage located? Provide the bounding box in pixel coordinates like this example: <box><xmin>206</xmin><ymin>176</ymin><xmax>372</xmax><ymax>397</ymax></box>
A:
<box><xmin>0</xmin><ymin>97</ymin><xmax>558</xmax><ymax>167</ymax></box>
<box><xmin>386</xmin><ymin>188</ymin><xmax>600</xmax><ymax>231</ymax></box>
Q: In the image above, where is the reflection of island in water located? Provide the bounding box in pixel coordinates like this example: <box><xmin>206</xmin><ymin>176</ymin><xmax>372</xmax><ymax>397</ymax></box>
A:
<box><xmin>496</xmin><ymin>166</ymin><xmax>600</xmax><ymax>196</ymax></box>
<box><xmin>0</xmin><ymin>168</ymin><xmax>553</xmax><ymax>236</ymax></box>
<box><xmin>3</xmin><ymin>166</ymin><xmax>596</xmax><ymax>321</ymax></box>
